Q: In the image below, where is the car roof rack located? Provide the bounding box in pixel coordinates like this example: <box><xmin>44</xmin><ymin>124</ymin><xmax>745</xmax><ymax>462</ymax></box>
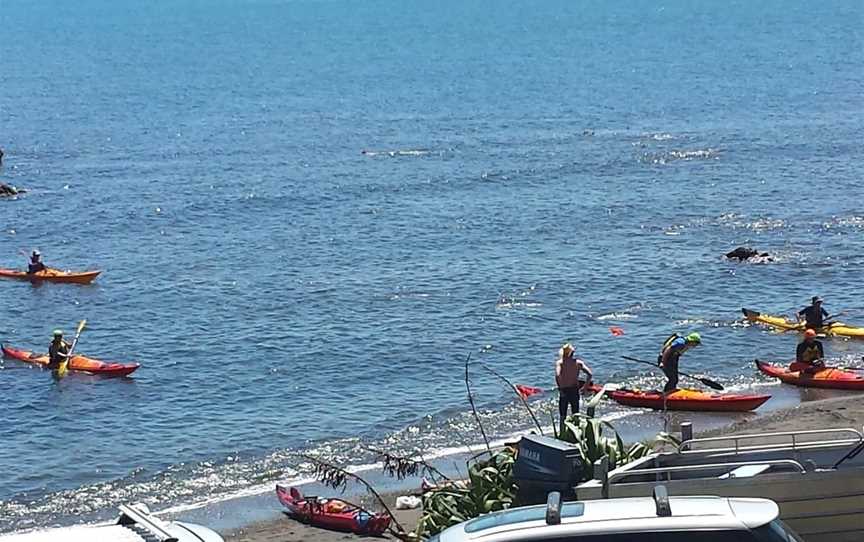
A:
<box><xmin>117</xmin><ymin>504</ymin><xmax>179</xmax><ymax>542</ymax></box>
<box><xmin>653</xmin><ymin>485</ymin><xmax>671</xmax><ymax>517</ymax></box>
<box><xmin>545</xmin><ymin>491</ymin><xmax>562</xmax><ymax>525</ymax></box>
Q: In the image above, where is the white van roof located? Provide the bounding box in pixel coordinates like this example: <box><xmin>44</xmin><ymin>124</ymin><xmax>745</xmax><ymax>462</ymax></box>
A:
<box><xmin>440</xmin><ymin>495</ymin><xmax>779</xmax><ymax>542</ymax></box>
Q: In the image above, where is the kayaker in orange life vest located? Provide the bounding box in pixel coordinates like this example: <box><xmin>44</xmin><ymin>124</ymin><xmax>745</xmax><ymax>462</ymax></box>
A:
<box><xmin>48</xmin><ymin>329</ymin><xmax>70</xmax><ymax>372</ymax></box>
<box><xmin>27</xmin><ymin>250</ymin><xmax>46</xmax><ymax>274</ymax></box>
<box><xmin>658</xmin><ymin>332</ymin><xmax>701</xmax><ymax>393</ymax></box>
<box><xmin>792</xmin><ymin>329</ymin><xmax>825</xmax><ymax>374</ymax></box>
<box><xmin>555</xmin><ymin>342</ymin><xmax>593</xmax><ymax>434</ymax></box>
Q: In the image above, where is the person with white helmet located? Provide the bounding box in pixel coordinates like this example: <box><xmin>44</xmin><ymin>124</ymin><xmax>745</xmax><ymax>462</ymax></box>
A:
<box><xmin>27</xmin><ymin>250</ymin><xmax>46</xmax><ymax>274</ymax></box>
<box><xmin>658</xmin><ymin>332</ymin><xmax>702</xmax><ymax>393</ymax></box>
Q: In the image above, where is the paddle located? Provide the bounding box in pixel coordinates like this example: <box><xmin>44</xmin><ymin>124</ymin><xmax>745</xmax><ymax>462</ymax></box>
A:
<box><xmin>57</xmin><ymin>319</ymin><xmax>86</xmax><ymax>378</ymax></box>
<box><xmin>621</xmin><ymin>355</ymin><xmax>724</xmax><ymax>391</ymax></box>
<box><xmin>820</xmin><ymin>311</ymin><xmax>848</xmax><ymax>328</ymax></box>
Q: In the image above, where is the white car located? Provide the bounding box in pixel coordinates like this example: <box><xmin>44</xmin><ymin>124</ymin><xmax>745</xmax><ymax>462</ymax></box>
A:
<box><xmin>0</xmin><ymin>503</ymin><xmax>223</xmax><ymax>542</ymax></box>
<box><xmin>432</xmin><ymin>487</ymin><xmax>802</xmax><ymax>542</ymax></box>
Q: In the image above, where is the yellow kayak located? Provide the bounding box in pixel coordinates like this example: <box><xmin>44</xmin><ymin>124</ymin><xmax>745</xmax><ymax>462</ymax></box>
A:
<box><xmin>742</xmin><ymin>308</ymin><xmax>864</xmax><ymax>339</ymax></box>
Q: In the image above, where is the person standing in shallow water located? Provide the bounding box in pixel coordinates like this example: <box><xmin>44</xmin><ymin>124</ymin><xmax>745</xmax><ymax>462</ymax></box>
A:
<box><xmin>658</xmin><ymin>332</ymin><xmax>701</xmax><ymax>393</ymax></box>
<box><xmin>555</xmin><ymin>343</ymin><xmax>593</xmax><ymax>434</ymax></box>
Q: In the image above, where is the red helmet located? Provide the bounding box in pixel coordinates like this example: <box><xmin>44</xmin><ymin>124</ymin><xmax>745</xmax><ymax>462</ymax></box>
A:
<box><xmin>804</xmin><ymin>329</ymin><xmax>817</xmax><ymax>339</ymax></box>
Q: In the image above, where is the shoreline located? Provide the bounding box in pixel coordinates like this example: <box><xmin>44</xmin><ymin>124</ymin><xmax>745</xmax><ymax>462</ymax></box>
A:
<box><xmin>215</xmin><ymin>392</ymin><xmax>864</xmax><ymax>542</ymax></box>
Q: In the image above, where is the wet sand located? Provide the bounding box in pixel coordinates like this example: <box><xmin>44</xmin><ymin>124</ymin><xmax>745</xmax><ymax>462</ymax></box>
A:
<box><xmin>223</xmin><ymin>394</ymin><xmax>864</xmax><ymax>542</ymax></box>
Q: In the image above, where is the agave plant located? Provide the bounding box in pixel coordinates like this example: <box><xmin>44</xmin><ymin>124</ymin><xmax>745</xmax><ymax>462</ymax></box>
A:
<box><xmin>557</xmin><ymin>414</ymin><xmax>678</xmax><ymax>478</ymax></box>
<box><xmin>414</xmin><ymin>447</ymin><xmax>516</xmax><ymax>538</ymax></box>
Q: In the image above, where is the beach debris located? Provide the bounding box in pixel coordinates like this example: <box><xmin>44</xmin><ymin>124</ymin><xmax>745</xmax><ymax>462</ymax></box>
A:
<box><xmin>395</xmin><ymin>495</ymin><xmax>421</xmax><ymax>510</ymax></box>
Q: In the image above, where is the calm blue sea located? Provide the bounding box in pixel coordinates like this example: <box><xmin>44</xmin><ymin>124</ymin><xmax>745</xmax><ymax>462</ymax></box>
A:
<box><xmin>1</xmin><ymin>0</ymin><xmax>863</xmax><ymax>532</ymax></box>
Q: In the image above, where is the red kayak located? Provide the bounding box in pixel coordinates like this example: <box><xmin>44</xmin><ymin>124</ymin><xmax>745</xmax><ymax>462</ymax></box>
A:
<box><xmin>756</xmin><ymin>360</ymin><xmax>864</xmax><ymax>390</ymax></box>
<box><xmin>1</xmin><ymin>344</ymin><xmax>140</xmax><ymax>377</ymax></box>
<box><xmin>275</xmin><ymin>485</ymin><xmax>391</xmax><ymax>536</ymax></box>
<box><xmin>600</xmin><ymin>387</ymin><xmax>771</xmax><ymax>412</ymax></box>
<box><xmin>517</xmin><ymin>382</ymin><xmax>769</xmax><ymax>412</ymax></box>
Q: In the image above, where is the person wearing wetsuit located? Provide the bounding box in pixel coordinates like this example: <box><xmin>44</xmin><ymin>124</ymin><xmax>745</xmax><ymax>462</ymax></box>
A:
<box><xmin>48</xmin><ymin>329</ymin><xmax>70</xmax><ymax>373</ymax></box>
<box><xmin>28</xmin><ymin>250</ymin><xmax>46</xmax><ymax>274</ymax></box>
<box><xmin>792</xmin><ymin>329</ymin><xmax>825</xmax><ymax>374</ymax></box>
<box><xmin>798</xmin><ymin>296</ymin><xmax>829</xmax><ymax>329</ymax></box>
<box><xmin>658</xmin><ymin>332</ymin><xmax>701</xmax><ymax>393</ymax></box>
<box><xmin>555</xmin><ymin>342</ymin><xmax>593</xmax><ymax>434</ymax></box>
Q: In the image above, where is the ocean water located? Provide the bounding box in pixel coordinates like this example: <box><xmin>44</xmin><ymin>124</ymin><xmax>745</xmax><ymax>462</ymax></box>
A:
<box><xmin>1</xmin><ymin>0</ymin><xmax>863</xmax><ymax>532</ymax></box>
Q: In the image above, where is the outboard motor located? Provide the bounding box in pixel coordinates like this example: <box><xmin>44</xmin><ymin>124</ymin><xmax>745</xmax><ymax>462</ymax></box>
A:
<box><xmin>513</xmin><ymin>434</ymin><xmax>584</xmax><ymax>505</ymax></box>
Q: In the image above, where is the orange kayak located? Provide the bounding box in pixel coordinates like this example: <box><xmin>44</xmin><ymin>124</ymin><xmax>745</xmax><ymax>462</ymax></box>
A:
<box><xmin>756</xmin><ymin>360</ymin><xmax>864</xmax><ymax>390</ymax></box>
<box><xmin>0</xmin><ymin>268</ymin><xmax>101</xmax><ymax>284</ymax></box>
<box><xmin>1</xmin><ymin>344</ymin><xmax>139</xmax><ymax>377</ymax></box>
<box><xmin>585</xmin><ymin>383</ymin><xmax>770</xmax><ymax>412</ymax></box>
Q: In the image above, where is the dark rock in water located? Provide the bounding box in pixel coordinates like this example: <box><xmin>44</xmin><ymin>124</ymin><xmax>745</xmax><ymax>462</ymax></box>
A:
<box><xmin>725</xmin><ymin>246</ymin><xmax>772</xmax><ymax>262</ymax></box>
<box><xmin>0</xmin><ymin>183</ymin><xmax>23</xmax><ymax>197</ymax></box>
<box><xmin>726</xmin><ymin>247</ymin><xmax>758</xmax><ymax>260</ymax></box>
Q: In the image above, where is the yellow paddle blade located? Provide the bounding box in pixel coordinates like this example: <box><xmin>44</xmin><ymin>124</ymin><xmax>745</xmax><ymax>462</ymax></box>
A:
<box><xmin>57</xmin><ymin>362</ymin><xmax>68</xmax><ymax>378</ymax></box>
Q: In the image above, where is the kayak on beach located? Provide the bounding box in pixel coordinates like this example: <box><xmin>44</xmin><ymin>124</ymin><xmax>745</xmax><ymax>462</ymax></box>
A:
<box><xmin>0</xmin><ymin>267</ymin><xmax>101</xmax><ymax>284</ymax></box>
<box><xmin>756</xmin><ymin>360</ymin><xmax>864</xmax><ymax>390</ymax></box>
<box><xmin>1</xmin><ymin>344</ymin><xmax>140</xmax><ymax>377</ymax></box>
<box><xmin>276</xmin><ymin>484</ymin><xmax>391</xmax><ymax>536</ymax></box>
<box><xmin>742</xmin><ymin>308</ymin><xmax>864</xmax><ymax>338</ymax></box>
<box><xmin>594</xmin><ymin>385</ymin><xmax>771</xmax><ymax>412</ymax></box>
<box><xmin>521</xmin><ymin>382</ymin><xmax>769</xmax><ymax>412</ymax></box>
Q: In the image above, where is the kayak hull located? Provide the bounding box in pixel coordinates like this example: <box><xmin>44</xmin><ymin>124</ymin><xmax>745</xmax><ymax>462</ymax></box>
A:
<box><xmin>603</xmin><ymin>388</ymin><xmax>770</xmax><ymax>412</ymax></box>
<box><xmin>756</xmin><ymin>360</ymin><xmax>864</xmax><ymax>390</ymax></box>
<box><xmin>0</xmin><ymin>268</ymin><xmax>101</xmax><ymax>284</ymax></box>
<box><xmin>1</xmin><ymin>344</ymin><xmax>139</xmax><ymax>377</ymax></box>
<box><xmin>275</xmin><ymin>485</ymin><xmax>390</xmax><ymax>536</ymax></box>
<box><xmin>742</xmin><ymin>308</ymin><xmax>864</xmax><ymax>338</ymax></box>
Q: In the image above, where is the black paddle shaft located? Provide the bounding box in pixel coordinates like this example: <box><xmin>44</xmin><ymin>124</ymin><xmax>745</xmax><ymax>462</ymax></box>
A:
<box><xmin>621</xmin><ymin>356</ymin><xmax>724</xmax><ymax>391</ymax></box>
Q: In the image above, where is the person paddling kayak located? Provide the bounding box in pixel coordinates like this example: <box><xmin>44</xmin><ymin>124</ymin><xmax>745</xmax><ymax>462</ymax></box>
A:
<box><xmin>555</xmin><ymin>342</ymin><xmax>593</xmax><ymax>434</ymax></box>
<box><xmin>27</xmin><ymin>250</ymin><xmax>46</xmax><ymax>274</ymax></box>
<box><xmin>48</xmin><ymin>329</ymin><xmax>70</xmax><ymax>374</ymax></box>
<box><xmin>658</xmin><ymin>332</ymin><xmax>701</xmax><ymax>393</ymax></box>
<box><xmin>797</xmin><ymin>296</ymin><xmax>829</xmax><ymax>329</ymax></box>
<box><xmin>792</xmin><ymin>329</ymin><xmax>825</xmax><ymax>374</ymax></box>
